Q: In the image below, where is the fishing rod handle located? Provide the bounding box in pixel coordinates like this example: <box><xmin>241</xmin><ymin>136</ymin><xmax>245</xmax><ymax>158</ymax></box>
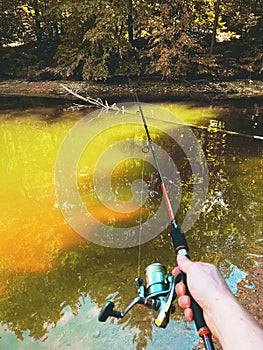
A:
<box><xmin>181</xmin><ymin>269</ymin><xmax>214</xmax><ymax>349</ymax></box>
<box><xmin>170</xmin><ymin>227</ymin><xmax>215</xmax><ymax>350</ymax></box>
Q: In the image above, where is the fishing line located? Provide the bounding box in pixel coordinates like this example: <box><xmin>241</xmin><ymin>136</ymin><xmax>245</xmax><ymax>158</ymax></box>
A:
<box><xmin>137</xmin><ymin>159</ymin><xmax>145</xmax><ymax>277</ymax></box>
<box><xmin>157</xmin><ymin>117</ymin><xmax>263</xmax><ymax>141</ymax></box>
<box><xmin>60</xmin><ymin>83</ymin><xmax>263</xmax><ymax>141</ymax></box>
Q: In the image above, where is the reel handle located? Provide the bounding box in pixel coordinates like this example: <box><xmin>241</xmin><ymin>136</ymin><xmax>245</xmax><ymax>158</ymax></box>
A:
<box><xmin>98</xmin><ymin>301</ymin><xmax>122</xmax><ymax>322</ymax></box>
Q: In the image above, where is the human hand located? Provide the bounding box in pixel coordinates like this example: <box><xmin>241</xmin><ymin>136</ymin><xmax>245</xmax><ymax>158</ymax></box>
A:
<box><xmin>172</xmin><ymin>254</ymin><xmax>233</xmax><ymax>337</ymax></box>
<box><xmin>172</xmin><ymin>255</ymin><xmax>263</xmax><ymax>349</ymax></box>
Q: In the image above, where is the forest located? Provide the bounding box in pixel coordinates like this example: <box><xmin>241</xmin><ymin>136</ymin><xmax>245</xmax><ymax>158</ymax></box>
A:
<box><xmin>0</xmin><ymin>0</ymin><xmax>262</xmax><ymax>81</ymax></box>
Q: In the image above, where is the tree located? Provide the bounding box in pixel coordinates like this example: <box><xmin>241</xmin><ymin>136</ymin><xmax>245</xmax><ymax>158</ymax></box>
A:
<box><xmin>132</xmin><ymin>0</ymin><xmax>214</xmax><ymax>78</ymax></box>
<box><xmin>56</xmin><ymin>0</ymin><xmax>139</xmax><ymax>79</ymax></box>
<box><xmin>210</xmin><ymin>0</ymin><xmax>220</xmax><ymax>54</ymax></box>
<box><xmin>0</xmin><ymin>0</ymin><xmax>262</xmax><ymax>80</ymax></box>
<box><xmin>0</xmin><ymin>0</ymin><xmax>24</xmax><ymax>47</ymax></box>
<box><xmin>127</xmin><ymin>0</ymin><xmax>134</xmax><ymax>43</ymax></box>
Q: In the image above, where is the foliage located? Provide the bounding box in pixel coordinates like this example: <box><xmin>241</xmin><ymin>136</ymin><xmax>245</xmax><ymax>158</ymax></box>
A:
<box><xmin>0</xmin><ymin>0</ymin><xmax>262</xmax><ymax>80</ymax></box>
<box><xmin>56</xmin><ymin>0</ymin><xmax>139</xmax><ymax>79</ymax></box>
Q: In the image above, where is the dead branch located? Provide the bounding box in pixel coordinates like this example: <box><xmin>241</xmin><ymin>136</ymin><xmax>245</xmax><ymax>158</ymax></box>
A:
<box><xmin>60</xmin><ymin>83</ymin><xmax>121</xmax><ymax>111</ymax></box>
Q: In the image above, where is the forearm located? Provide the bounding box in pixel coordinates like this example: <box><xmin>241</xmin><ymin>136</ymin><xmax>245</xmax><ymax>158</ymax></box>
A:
<box><xmin>174</xmin><ymin>255</ymin><xmax>263</xmax><ymax>349</ymax></box>
<box><xmin>204</xmin><ymin>295</ymin><xmax>263</xmax><ymax>350</ymax></box>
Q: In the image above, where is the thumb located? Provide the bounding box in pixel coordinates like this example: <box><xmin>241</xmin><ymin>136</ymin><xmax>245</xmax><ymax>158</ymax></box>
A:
<box><xmin>177</xmin><ymin>254</ymin><xmax>192</xmax><ymax>273</ymax></box>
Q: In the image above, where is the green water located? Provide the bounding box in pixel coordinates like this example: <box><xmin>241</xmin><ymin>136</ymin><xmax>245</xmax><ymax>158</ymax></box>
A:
<box><xmin>0</xmin><ymin>99</ymin><xmax>262</xmax><ymax>350</ymax></box>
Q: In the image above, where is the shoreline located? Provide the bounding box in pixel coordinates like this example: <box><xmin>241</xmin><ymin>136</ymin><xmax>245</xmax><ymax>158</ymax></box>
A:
<box><xmin>0</xmin><ymin>79</ymin><xmax>262</xmax><ymax>104</ymax></box>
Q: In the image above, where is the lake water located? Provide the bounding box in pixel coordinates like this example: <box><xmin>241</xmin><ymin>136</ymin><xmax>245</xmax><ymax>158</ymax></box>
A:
<box><xmin>0</xmin><ymin>97</ymin><xmax>262</xmax><ymax>350</ymax></box>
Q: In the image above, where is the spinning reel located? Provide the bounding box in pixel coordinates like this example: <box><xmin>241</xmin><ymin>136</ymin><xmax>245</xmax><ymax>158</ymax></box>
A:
<box><xmin>98</xmin><ymin>263</ymin><xmax>182</xmax><ymax>328</ymax></box>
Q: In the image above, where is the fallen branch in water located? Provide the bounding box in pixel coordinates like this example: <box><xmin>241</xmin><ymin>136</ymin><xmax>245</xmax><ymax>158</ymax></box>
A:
<box><xmin>60</xmin><ymin>83</ymin><xmax>263</xmax><ymax>141</ymax></box>
<box><xmin>60</xmin><ymin>83</ymin><xmax>122</xmax><ymax>111</ymax></box>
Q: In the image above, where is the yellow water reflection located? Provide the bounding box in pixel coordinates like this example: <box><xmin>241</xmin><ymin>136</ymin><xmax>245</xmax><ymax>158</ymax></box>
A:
<box><xmin>0</xmin><ymin>112</ymin><xmax>85</xmax><ymax>273</ymax></box>
<box><xmin>158</xmin><ymin>102</ymin><xmax>222</xmax><ymax>125</ymax></box>
<box><xmin>0</xmin><ymin>108</ymin><xmax>166</xmax><ymax>273</ymax></box>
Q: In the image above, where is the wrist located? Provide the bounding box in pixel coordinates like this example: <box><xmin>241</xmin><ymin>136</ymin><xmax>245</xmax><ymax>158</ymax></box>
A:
<box><xmin>203</xmin><ymin>286</ymin><xmax>236</xmax><ymax>314</ymax></box>
<box><xmin>202</xmin><ymin>290</ymin><xmax>263</xmax><ymax>349</ymax></box>
<box><xmin>203</xmin><ymin>292</ymin><xmax>256</xmax><ymax>344</ymax></box>
<box><xmin>201</xmin><ymin>290</ymin><xmax>237</xmax><ymax>339</ymax></box>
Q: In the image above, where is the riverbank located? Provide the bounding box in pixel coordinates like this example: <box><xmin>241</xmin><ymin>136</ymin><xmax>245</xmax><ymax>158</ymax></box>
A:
<box><xmin>0</xmin><ymin>79</ymin><xmax>262</xmax><ymax>104</ymax></box>
<box><xmin>238</xmin><ymin>258</ymin><xmax>263</xmax><ymax>328</ymax></box>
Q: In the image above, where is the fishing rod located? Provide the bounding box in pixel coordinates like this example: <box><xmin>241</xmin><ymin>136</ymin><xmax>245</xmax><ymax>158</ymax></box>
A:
<box><xmin>98</xmin><ymin>93</ymin><xmax>215</xmax><ymax>350</ymax></box>
<box><xmin>134</xmin><ymin>93</ymin><xmax>215</xmax><ymax>350</ymax></box>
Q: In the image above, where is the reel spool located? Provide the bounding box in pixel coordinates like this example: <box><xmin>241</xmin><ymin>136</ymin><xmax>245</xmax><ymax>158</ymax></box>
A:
<box><xmin>98</xmin><ymin>263</ymin><xmax>181</xmax><ymax>328</ymax></box>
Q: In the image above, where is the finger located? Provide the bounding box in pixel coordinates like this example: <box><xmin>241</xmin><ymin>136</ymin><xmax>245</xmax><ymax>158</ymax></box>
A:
<box><xmin>175</xmin><ymin>281</ymin><xmax>186</xmax><ymax>296</ymax></box>
<box><xmin>177</xmin><ymin>254</ymin><xmax>192</xmax><ymax>273</ymax></box>
<box><xmin>172</xmin><ymin>266</ymin><xmax>180</xmax><ymax>277</ymax></box>
<box><xmin>184</xmin><ymin>308</ymin><xmax>194</xmax><ymax>322</ymax></box>
<box><xmin>178</xmin><ymin>295</ymin><xmax>191</xmax><ymax>309</ymax></box>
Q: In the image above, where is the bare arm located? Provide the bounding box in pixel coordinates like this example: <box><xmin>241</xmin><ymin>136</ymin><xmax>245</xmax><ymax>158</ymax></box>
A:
<box><xmin>173</xmin><ymin>254</ymin><xmax>263</xmax><ymax>350</ymax></box>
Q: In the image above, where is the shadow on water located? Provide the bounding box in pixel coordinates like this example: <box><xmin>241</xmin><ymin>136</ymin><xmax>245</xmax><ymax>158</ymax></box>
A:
<box><xmin>0</xmin><ymin>95</ymin><xmax>74</xmax><ymax>110</ymax></box>
<box><xmin>0</xmin><ymin>99</ymin><xmax>262</xmax><ymax>349</ymax></box>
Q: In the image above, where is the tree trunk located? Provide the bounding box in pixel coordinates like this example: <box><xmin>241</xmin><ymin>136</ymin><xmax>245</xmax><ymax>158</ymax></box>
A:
<box><xmin>33</xmin><ymin>0</ymin><xmax>42</xmax><ymax>42</ymax></box>
<box><xmin>127</xmin><ymin>0</ymin><xmax>133</xmax><ymax>43</ymax></box>
<box><xmin>210</xmin><ymin>0</ymin><xmax>220</xmax><ymax>54</ymax></box>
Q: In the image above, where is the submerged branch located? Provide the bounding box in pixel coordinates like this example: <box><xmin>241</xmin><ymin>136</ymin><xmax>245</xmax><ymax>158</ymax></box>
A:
<box><xmin>60</xmin><ymin>83</ymin><xmax>122</xmax><ymax>111</ymax></box>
